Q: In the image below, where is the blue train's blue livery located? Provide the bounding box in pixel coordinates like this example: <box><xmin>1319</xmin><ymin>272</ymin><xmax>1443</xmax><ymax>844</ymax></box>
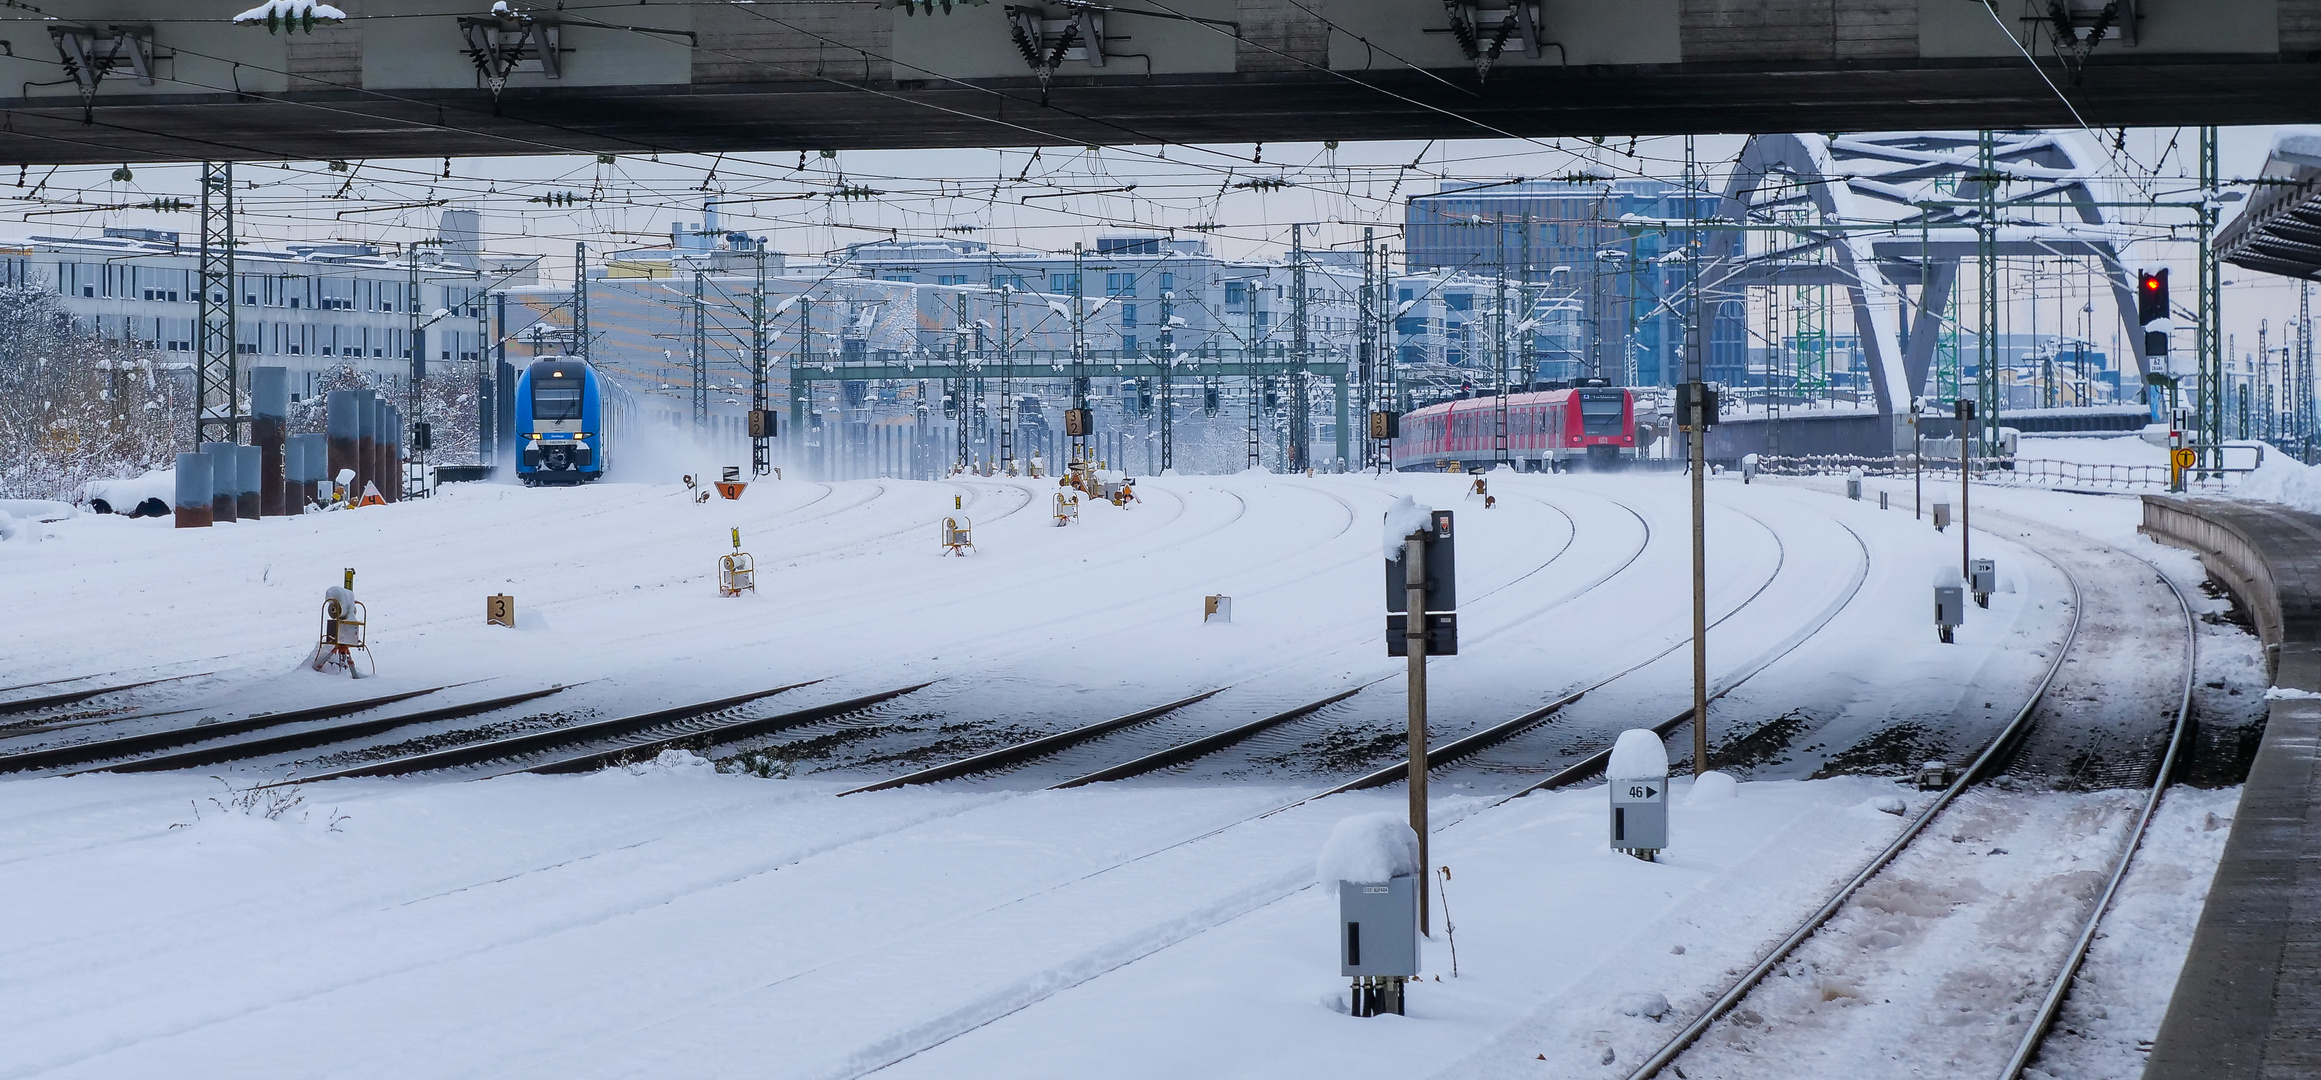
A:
<box><xmin>515</xmin><ymin>357</ymin><xmax>629</xmax><ymax>485</ymax></box>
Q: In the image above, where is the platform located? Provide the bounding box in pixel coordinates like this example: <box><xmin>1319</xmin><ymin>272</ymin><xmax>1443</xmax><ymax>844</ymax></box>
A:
<box><xmin>2139</xmin><ymin>496</ymin><xmax>2321</xmax><ymax>1080</ymax></box>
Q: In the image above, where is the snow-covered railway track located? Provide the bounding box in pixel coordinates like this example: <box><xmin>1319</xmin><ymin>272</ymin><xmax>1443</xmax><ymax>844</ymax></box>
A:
<box><xmin>1625</xmin><ymin>525</ymin><xmax>2198</xmax><ymax>1080</ymax></box>
<box><xmin>0</xmin><ymin>686</ymin><xmax>450</xmax><ymax>776</ymax></box>
<box><xmin>806</xmin><ymin>488</ymin><xmax>1614</xmax><ymax>791</ymax></box>
<box><xmin>67</xmin><ymin>685</ymin><xmax>576</xmax><ymax>777</ymax></box>
<box><xmin>1995</xmin><ymin>529</ymin><xmax>2200</xmax><ymax>1080</ymax></box>
<box><xmin>713</xmin><ymin>500</ymin><xmax>1878</xmax><ymax>1080</ymax></box>
<box><xmin>0</xmin><ymin>672</ymin><xmax>212</xmax><ymax>721</ymax></box>
<box><xmin>277</xmin><ymin>681</ymin><xmax>938</xmax><ymax>782</ymax></box>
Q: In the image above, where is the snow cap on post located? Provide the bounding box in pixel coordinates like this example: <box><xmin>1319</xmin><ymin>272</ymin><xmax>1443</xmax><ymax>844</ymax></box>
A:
<box><xmin>1608</xmin><ymin>729</ymin><xmax>1669</xmax><ymax>780</ymax></box>
<box><xmin>1382</xmin><ymin>495</ymin><xmax>1433</xmax><ymax>561</ymax></box>
<box><xmin>1317</xmin><ymin>813</ymin><xmax>1421</xmax><ymax>885</ymax></box>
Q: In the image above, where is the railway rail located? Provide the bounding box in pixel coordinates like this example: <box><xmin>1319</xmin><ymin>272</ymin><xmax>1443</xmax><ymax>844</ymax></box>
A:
<box><xmin>0</xmin><ymin>687</ymin><xmax>446</xmax><ymax>775</ymax></box>
<box><xmin>1622</xmin><ymin>529</ymin><xmax>2197</xmax><ymax>1080</ymax></box>
<box><xmin>284</xmin><ymin>681</ymin><xmax>932</xmax><ymax>782</ymax></box>
<box><xmin>0</xmin><ymin>671</ymin><xmax>212</xmax><ymax>719</ymax></box>
<box><xmin>812</xmin><ymin>496</ymin><xmax>1881</xmax><ymax>1079</ymax></box>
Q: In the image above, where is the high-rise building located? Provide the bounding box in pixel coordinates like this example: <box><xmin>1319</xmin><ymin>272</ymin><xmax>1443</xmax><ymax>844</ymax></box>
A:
<box><xmin>1404</xmin><ymin>178</ymin><xmax>1740</xmax><ymax>388</ymax></box>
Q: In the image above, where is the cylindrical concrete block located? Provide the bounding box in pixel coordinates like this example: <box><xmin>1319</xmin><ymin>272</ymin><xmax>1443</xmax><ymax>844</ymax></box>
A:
<box><xmin>354</xmin><ymin>389</ymin><xmax>376</xmax><ymax>500</ymax></box>
<box><xmin>173</xmin><ymin>452</ymin><xmax>212</xmax><ymax>528</ymax></box>
<box><xmin>306</xmin><ymin>431</ymin><xmax>328</xmax><ymax>506</ymax></box>
<box><xmin>235</xmin><ymin>445</ymin><xmax>261</xmax><ymax>520</ymax></box>
<box><xmin>281</xmin><ymin>435</ymin><xmax>306</xmax><ymax>515</ymax></box>
<box><xmin>327</xmin><ymin>390</ymin><xmax>358</xmax><ymax>502</ymax></box>
<box><xmin>200</xmin><ymin>441</ymin><xmax>238</xmax><ymax>523</ymax></box>
<box><xmin>382</xmin><ymin>404</ymin><xmax>401</xmax><ymax>503</ymax></box>
<box><xmin>251</xmin><ymin>367</ymin><xmax>288</xmax><ymax>516</ymax></box>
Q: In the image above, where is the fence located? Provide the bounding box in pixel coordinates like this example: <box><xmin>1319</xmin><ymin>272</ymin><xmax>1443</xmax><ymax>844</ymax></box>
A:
<box><xmin>1752</xmin><ymin>454</ymin><xmax>2244</xmax><ymax>493</ymax></box>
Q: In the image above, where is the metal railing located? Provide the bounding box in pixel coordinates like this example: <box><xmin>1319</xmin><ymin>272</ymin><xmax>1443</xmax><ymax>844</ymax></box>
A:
<box><xmin>1749</xmin><ymin>454</ymin><xmax>2246</xmax><ymax>492</ymax></box>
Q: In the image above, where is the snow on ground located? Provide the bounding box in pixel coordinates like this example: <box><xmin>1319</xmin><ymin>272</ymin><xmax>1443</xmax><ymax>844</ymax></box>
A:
<box><xmin>0</xmin><ymin>465</ymin><xmax>2262</xmax><ymax>1078</ymax></box>
<box><xmin>2017</xmin><ymin>434</ymin><xmax>2169</xmax><ymax>468</ymax></box>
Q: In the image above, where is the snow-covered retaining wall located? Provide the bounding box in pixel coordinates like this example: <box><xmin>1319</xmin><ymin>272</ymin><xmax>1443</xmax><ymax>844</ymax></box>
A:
<box><xmin>2139</xmin><ymin>495</ymin><xmax>2320</xmax><ymax>659</ymax></box>
<box><xmin>2136</xmin><ymin>493</ymin><xmax>2321</xmax><ymax>1080</ymax></box>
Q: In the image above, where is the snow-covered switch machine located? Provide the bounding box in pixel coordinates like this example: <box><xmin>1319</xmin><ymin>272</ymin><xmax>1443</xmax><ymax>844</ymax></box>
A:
<box><xmin>1608</xmin><ymin>729</ymin><xmax>1669</xmax><ymax>860</ymax></box>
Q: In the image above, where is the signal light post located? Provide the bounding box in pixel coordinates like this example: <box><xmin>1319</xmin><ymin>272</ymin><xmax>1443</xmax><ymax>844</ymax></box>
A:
<box><xmin>1387</xmin><ymin>510</ymin><xmax>1455</xmax><ymax>935</ymax></box>
<box><xmin>1956</xmin><ymin>399</ymin><xmax>1974</xmax><ymax>580</ymax></box>
<box><xmin>1678</xmin><ymin>381</ymin><xmax>1715</xmax><ymax>777</ymax></box>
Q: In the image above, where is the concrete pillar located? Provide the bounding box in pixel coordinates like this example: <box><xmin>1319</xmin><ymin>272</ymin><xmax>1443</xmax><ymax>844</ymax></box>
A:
<box><xmin>327</xmin><ymin>390</ymin><xmax>358</xmax><ymax>501</ymax></box>
<box><xmin>297</xmin><ymin>432</ymin><xmax>325</xmax><ymax>509</ymax></box>
<box><xmin>282</xmin><ymin>434</ymin><xmax>306</xmax><ymax>515</ymax></box>
<box><xmin>355</xmin><ymin>388</ymin><xmax>377</xmax><ymax>500</ymax></box>
<box><xmin>200</xmin><ymin>441</ymin><xmax>238</xmax><ymax>522</ymax></box>
<box><xmin>251</xmin><ymin>366</ymin><xmax>288</xmax><ymax>516</ymax></box>
<box><xmin>173</xmin><ymin>452</ymin><xmax>212</xmax><ymax>528</ymax></box>
<box><xmin>235</xmin><ymin>445</ymin><xmax>261</xmax><ymax>520</ymax></box>
<box><xmin>381</xmin><ymin>404</ymin><xmax>400</xmax><ymax>503</ymax></box>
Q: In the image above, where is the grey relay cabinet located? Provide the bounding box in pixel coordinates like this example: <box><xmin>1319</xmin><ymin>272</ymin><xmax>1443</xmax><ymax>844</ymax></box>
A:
<box><xmin>1610</xmin><ymin>777</ymin><xmax>1668</xmax><ymax>858</ymax></box>
<box><xmin>1339</xmin><ymin>876</ymin><xmax>1419</xmax><ymax>1016</ymax></box>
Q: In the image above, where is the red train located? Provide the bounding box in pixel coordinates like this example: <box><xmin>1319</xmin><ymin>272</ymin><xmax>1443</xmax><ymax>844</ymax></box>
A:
<box><xmin>1391</xmin><ymin>384</ymin><xmax>1638</xmax><ymax>472</ymax></box>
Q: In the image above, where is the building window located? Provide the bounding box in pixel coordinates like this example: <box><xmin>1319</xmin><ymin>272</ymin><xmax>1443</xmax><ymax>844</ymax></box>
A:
<box><xmin>1049</xmin><ymin>273</ymin><xmax>1079</xmax><ymax>294</ymax></box>
<box><xmin>936</xmin><ymin>274</ymin><xmax>969</xmax><ymax>286</ymax></box>
<box><xmin>1106</xmin><ymin>272</ymin><xmax>1134</xmax><ymax>296</ymax></box>
<box><xmin>881</xmin><ymin>273</ymin><xmax>913</xmax><ymax>283</ymax></box>
<box><xmin>1120</xmin><ymin>303</ymin><xmax>1137</xmax><ymax>326</ymax></box>
<box><xmin>1225</xmin><ymin>281</ymin><xmax>1246</xmax><ymax>306</ymax></box>
<box><xmin>1121</xmin><ymin>335</ymin><xmax>1138</xmax><ymax>353</ymax></box>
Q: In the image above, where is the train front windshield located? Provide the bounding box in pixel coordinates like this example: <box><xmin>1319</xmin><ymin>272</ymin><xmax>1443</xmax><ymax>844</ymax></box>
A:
<box><xmin>533</xmin><ymin>383</ymin><xmax>583</xmax><ymax>421</ymax></box>
<box><xmin>1578</xmin><ymin>392</ymin><xmax>1626</xmax><ymax>436</ymax></box>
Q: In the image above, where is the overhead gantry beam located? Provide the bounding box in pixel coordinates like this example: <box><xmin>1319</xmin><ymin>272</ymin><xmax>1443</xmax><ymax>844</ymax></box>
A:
<box><xmin>0</xmin><ymin>1</ymin><xmax>2316</xmax><ymax>163</ymax></box>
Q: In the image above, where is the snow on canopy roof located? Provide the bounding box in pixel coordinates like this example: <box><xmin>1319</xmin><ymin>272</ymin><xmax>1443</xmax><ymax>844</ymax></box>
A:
<box><xmin>2269</xmin><ymin>127</ymin><xmax>2321</xmax><ymax>171</ymax></box>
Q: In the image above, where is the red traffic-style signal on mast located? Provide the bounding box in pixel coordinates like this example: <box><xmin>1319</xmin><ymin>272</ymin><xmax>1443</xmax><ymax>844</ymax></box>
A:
<box><xmin>2138</xmin><ymin>269</ymin><xmax>2169</xmax><ymax>326</ymax></box>
<box><xmin>2138</xmin><ymin>268</ymin><xmax>2171</xmax><ymax>365</ymax></box>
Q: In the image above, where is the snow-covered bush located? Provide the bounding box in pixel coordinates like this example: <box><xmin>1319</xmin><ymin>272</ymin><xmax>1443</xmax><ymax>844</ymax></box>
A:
<box><xmin>0</xmin><ymin>282</ymin><xmax>188</xmax><ymax>499</ymax></box>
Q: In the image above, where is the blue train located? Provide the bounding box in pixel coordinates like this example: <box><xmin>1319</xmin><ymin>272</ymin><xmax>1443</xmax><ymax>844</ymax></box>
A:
<box><xmin>516</xmin><ymin>357</ymin><xmax>630</xmax><ymax>485</ymax></box>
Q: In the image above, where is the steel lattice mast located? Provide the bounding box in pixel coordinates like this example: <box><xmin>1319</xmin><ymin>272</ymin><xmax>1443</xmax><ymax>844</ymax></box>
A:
<box><xmin>692</xmin><ymin>269</ymin><xmax>709</xmax><ymax>429</ymax></box>
<box><xmin>194</xmin><ymin>160</ymin><xmax>239</xmax><ymax>446</ymax></box>
<box><xmin>752</xmin><ymin>245</ymin><xmax>771</xmax><ymax>477</ymax></box>
<box><xmin>572</xmin><ymin>242</ymin><xmax>589</xmax><ymax>360</ymax></box>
